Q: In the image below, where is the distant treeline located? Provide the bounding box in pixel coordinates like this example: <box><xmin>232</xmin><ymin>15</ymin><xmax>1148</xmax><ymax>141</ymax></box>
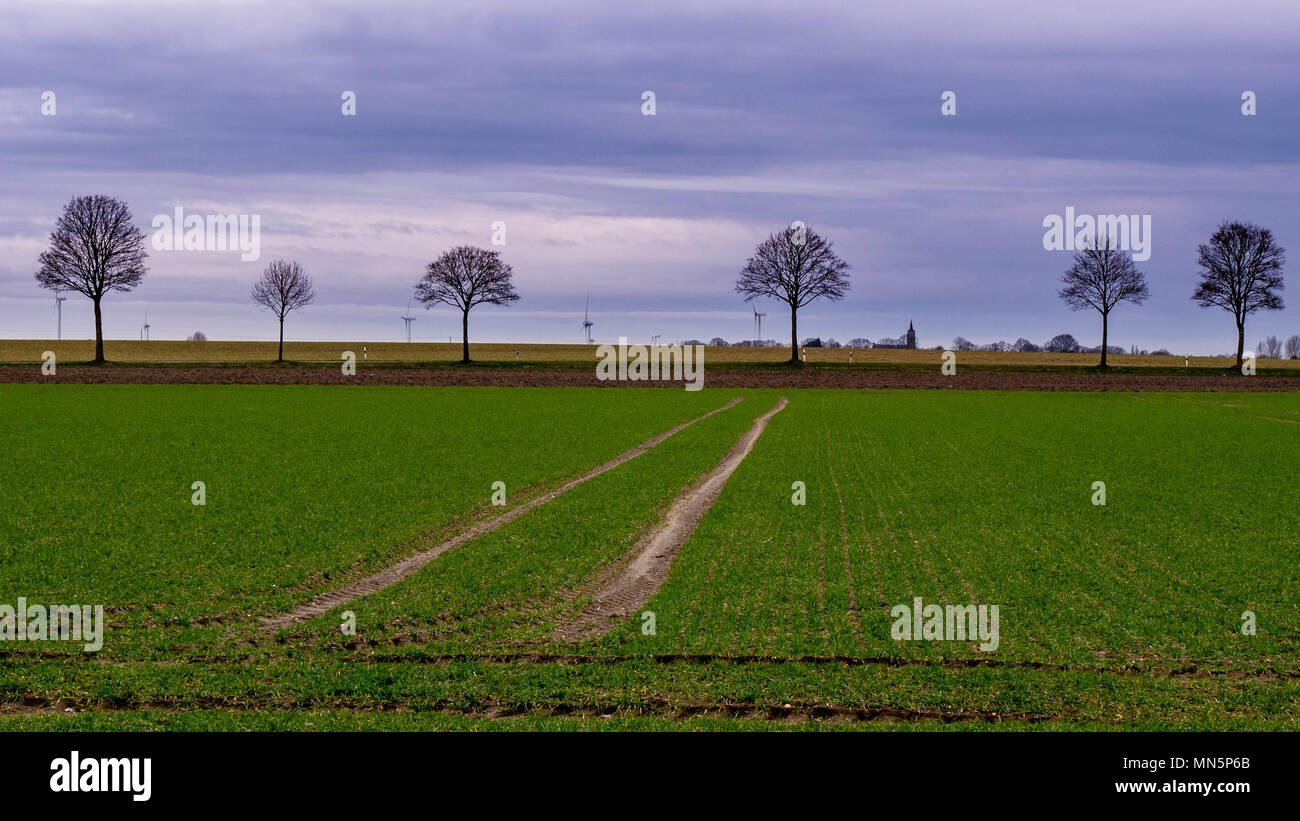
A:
<box><xmin>687</xmin><ymin>333</ymin><xmax>1300</xmax><ymax>359</ymax></box>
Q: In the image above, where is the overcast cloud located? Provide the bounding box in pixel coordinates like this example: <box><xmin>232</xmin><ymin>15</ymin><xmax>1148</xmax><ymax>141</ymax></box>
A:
<box><xmin>2</xmin><ymin>0</ymin><xmax>1297</xmax><ymax>352</ymax></box>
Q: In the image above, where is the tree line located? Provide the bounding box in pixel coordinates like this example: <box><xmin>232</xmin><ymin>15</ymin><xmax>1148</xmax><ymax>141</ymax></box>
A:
<box><xmin>731</xmin><ymin>221</ymin><xmax>1288</xmax><ymax>368</ymax></box>
<box><xmin>33</xmin><ymin>195</ymin><xmax>518</xmax><ymax>363</ymax></box>
<box><xmin>32</xmin><ymin>195</ymin><xmax>1290</xmax><ymax>368</ymax></box>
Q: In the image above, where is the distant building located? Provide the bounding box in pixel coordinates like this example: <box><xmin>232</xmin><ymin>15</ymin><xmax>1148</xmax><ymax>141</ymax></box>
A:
<box><xmin>873</xmin><ymin>320</ymin><xmax>917</xmax><ymax>349</ymax></box>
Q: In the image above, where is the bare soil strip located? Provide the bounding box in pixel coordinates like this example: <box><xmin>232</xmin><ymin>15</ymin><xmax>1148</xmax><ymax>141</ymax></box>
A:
<box><xmin>1255</xmin><ymin>415</ymin><xmax>1300</xmax><ymax>425</ymax></box>
<box><xmin>1</xmin><ymin>695</ymin><xmax>1053</xmax><ymax>724</ymax></box>
<box><xmin>6</xmin><ymin>364</ymin><xmax>1300</xmax><ymax>391</ymax></box>
<box><xmin>347</xmin><ymin>651</ymin><xmax>1288</xmax><ymax>681</ymax></box>
<box><xmin>11</xmin><ymin>645</ymin><xmax>1286</xmax><ymax>681</ymax></box>
<box><xmin>554</xmin><ymin>397</ymin><xmax>788</xmax><ymax>641</ymax></box>
<box><xmin>258</xmin><ymin>396</ymin><xmax>744</xmax><ymax>633</ymax></box>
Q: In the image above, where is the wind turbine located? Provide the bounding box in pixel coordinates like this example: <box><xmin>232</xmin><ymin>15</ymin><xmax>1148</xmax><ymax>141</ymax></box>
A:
<box><xmin>753</xmin><ymin>305</ymin><xmax>766</xmax><ymax>345</ymax></box>
<box><xmin>54</xmin><ymin>289</ymin><xmax>67</xmax><ymax>340</ymax></box>
<box><xmin>141</xmin><ymin>307</ymin><xmax>150</xmax><ymax>341</ymax></box>
<box><xmin>401</xmin><ymin>299</ymin><xmax>417</xmax><ymax>343</ymax></box>
<box><xmin>581</xmin><ymin>294</ymin><xmax>594</xmax><ymax>344</ymax></box>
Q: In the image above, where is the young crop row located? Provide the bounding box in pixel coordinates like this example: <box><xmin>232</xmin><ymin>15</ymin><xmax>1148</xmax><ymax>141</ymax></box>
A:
<box><xmin>0</xmin><ymin>384</ymin><xmax>733</xmax><ymax>657</ymax></box>
<box><xmin>609</xmin><ymin>391</ymin><xmax>1298</xmax><ymax>668</ymax></box>
<box><xmin>264</xmin><ymin>388</ymin><xmax>1296</xmax><ymax>671</ymax></box>
<box><xmin>289</xmin><ymin>391</ymin><xmax>770</xmax><ymax>651</ymax></box>
<box><xmin>2</xmin><ymin>386</ymin><xmax>1295</xmax><ymax>729</ymax></box>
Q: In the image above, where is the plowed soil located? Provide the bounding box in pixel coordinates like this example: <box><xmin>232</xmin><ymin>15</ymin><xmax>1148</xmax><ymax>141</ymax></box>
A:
<box><xmin>5</xmin><ymin>365</ymin><xmax>1299</xmax><ymax>391</ymax></box>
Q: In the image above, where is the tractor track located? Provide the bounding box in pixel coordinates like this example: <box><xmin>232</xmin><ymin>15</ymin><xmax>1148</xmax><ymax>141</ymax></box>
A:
<box><xmin>554</xmin><ymin>397</ymin><xmax>788</xmax><ymax>641</ymax></box>
<box><xmin>258</xmin><ymin>396</ymin><xmax>744</xmax><ymax>633</ymax></box>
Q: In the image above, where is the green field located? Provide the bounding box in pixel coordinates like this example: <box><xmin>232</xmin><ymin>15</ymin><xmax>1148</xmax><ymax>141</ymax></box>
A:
<box><xmin>1</xmin><ymin>385</ymin><xmax>1296</xmax><ymax>729</ymax></box>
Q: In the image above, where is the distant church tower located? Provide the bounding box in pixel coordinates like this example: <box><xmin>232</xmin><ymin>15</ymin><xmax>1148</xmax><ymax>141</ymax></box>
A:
<box><xmin>870</xmin><ymin>320</ymin><xmax>919</xmax><ymax>350</ymax></box>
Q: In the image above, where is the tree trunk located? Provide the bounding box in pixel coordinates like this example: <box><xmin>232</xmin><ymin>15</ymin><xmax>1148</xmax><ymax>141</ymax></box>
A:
<box><xmin>278</xmin><ymin>315</ymin><xmax>285</xmax><ymax>362</ymax></box>
<box><xmin>92</xmin><ymin>297</ymin><xmax>104</xmax><ymax>363</ymax></box>
<box><xmin>461</xmin><ymin>309</ymin><xmax>470</xmax><ymax>363</ymax></box>
<box><xmin>1099</xmin><ymin>310</ymin><xmax>1109</xmax><ymax>367</ymax></box>
<box><xmin>789</xmin><ymin>306</ymin><xmax>798</xmax><ymax>364</ymax></box>
<box><xmin>1236</xmin><ymin>317</ymin><xmax>1245</xmax><ymax>369</ymax></box>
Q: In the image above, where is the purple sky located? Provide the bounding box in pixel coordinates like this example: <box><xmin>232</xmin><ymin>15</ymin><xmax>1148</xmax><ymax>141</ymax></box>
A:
<box><xmin>1</xmin><ymin>0</ymin><xmax>1297</xmax><ymax>353</ymax></box>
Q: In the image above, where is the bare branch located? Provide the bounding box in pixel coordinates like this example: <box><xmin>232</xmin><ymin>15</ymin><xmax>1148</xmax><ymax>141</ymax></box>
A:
<box><xmin>414</xmin><ymin>245</ymin><xmax>520</xmax><ymax>362</ymax></box>
<box><xmin>251</xmin><ymin>259</ymin><xmax>315</xmax><ymax>361</ymax></box>
<box><xmin>1191</xmin><ymin>221</ymin><xmax>1285</xmax><ymax>367</ymax></box>
<box><xmin>735</xmin><ymin>225</ymin><xmax>851</xmax><ymax>362</ymax></box>
<box><xmin>251</xmin><ymin>259</ymin><xmax>316</xmax><ymax>320</ymax></box>
<box><xmin>34</xmin><ymin>194</ymin><xmax>149</xmax><ymax>362</ymax></box>
<box><xmin>1057</xmin><ymin>233</ymin><xmax>1149</xmax><ymax>366</ymax></box>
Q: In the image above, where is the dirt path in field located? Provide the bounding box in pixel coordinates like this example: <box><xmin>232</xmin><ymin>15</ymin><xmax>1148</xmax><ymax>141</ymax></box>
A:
<box><xmin>554</xmin><ymin>397</ymin><xmax>788</xmax><ymax>641</ymax></box>
<box><xmin>258</xmin><ymin>396</ymin><xmax>744</xmax><ymax>633</ymax></box>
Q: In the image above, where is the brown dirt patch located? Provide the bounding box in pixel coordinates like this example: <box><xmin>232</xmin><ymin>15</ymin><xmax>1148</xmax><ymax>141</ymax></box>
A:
<box><xmin>5</xmin><ymin>364</ymin><xmax>1300</xmax><ymax>391</ymax></box>
<box><xmin>1</xmin><ymin>694</ymin><xmax>1053</xmax><ymax>724</ymax></box>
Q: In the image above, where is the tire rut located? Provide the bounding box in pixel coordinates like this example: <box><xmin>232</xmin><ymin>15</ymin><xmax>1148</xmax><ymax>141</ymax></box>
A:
<box><xmin>554</xmin><ymin>397</ymin><xmax>787</xmax><ymax>641</ymax></box>
<box><xmin>258</xmin><ymin>396</ymin><xmax>744</xmax><ymax>633</ymax></box>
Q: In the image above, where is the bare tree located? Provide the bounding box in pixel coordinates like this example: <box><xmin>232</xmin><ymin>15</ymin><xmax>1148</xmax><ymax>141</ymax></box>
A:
<box><xmin>952</xmin><ymin>336</ymin><xmax>976</xmax><ymax>351</ymax></box>
<box><xmin>1057</xmin><ymin>234</ymin><xmax>1150</xmax><ymax>367</ymax></box>
<box><xmin>34</xmin><ymin>195</ymin><xmax>148</xmax><ymax>363</ymax></box>
<box><xmin>251</xmin><ymin>259</ymin><xmax>315</xmax><ymax>362</ymax></box>
<box><xmin>1258</xmin><ymin>335</ymin><xmax>1283</xmax><ymax>359</ymax></box>
<box><xmin>1192</xmin><ymin>221</ymin><xmax>1286</xmax><ymax>369</ymax></box>
<box><xmin>735</xmin><ymin>224</ymin><xmax>851</xmax><ymax>363</ymax></box>
<box><xmin>1287</xmin><ymin>334</ymin><xmax>1300</xmax><ymax>360</ymax></box>
<box><xmin>414</xmin><ymin>246</ymin><xmax>520</xmax><ymax>363</ymax></box>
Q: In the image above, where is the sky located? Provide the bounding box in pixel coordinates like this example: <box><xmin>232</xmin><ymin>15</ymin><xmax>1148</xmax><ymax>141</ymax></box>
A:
<box><xmin>1</xmin><ymin>0</ymin><xmax>1298</xmax><ymax>354</ymax></box>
